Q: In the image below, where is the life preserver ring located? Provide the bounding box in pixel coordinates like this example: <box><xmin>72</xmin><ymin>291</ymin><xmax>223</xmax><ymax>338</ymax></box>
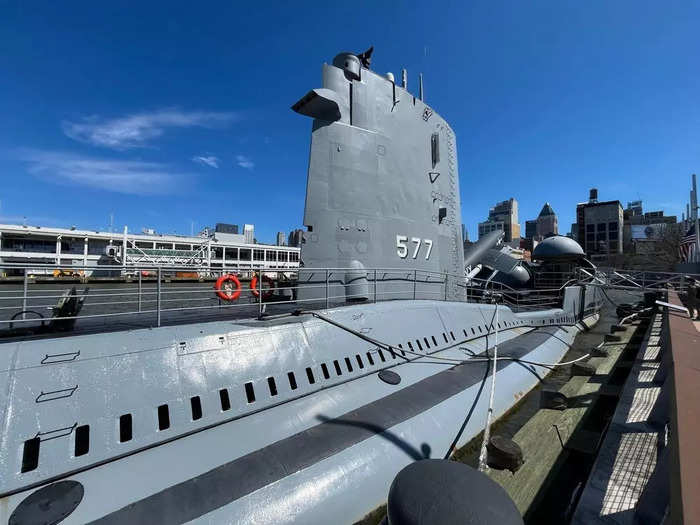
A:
<box><xmin>250</xmin><ymin>273</ymin><xmax>274</xmax><ymax>299</ymax></box>
<box><xmin>214</xmin><ymin>274</ymin><xmax>241</xmax><ymax>301</ymax></box>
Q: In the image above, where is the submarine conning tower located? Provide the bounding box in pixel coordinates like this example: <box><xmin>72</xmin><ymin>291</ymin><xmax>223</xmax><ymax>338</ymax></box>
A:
<box><xmin>292</xmin><ymin>48</ymin><xmax>464</xmax><ymax>302</ymax></box>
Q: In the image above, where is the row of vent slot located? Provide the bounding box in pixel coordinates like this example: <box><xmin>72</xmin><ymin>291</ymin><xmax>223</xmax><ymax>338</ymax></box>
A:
<box><xmin>242</xmin><ymin>321</ymin><xmax>532</xmax><ymax>404</ymax></box>
<box><xmin>20</xmin><ymin>316</ymin><xmax>573</xmax><ymax>474</ymax></box>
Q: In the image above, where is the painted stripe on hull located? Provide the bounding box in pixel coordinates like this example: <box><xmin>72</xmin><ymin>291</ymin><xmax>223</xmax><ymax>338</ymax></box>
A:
<box><xmin>93</xmin><ymin>328</ymin><xmax>560</xmax><ymax>524</ymax></box>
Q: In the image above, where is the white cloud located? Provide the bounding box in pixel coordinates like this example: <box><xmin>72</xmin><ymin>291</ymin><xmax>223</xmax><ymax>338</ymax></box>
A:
<box><xmin>19</xmin><ymin>150</ymin><xmax>188</xmax><ymax>195</ymax></box>
<box><xmin>236</xmin><ymin>154</ymin><xmax>254</xmax><ymax>170</ymax></box>
<box><xmin>62</xmin><ymin>109</ymin><xmax>236</xmax><ymax>149</ymax></box>
<box><xmin>192</xmin><ymin>155</ymin><xmax>219</xmax><ymax>168</ymax></box>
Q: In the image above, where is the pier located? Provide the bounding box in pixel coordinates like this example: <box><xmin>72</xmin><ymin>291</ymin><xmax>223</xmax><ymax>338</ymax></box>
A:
<box><xmin>464</xmin><ymin>287</ymin><xmax>699</xmax><ymax>524</ymax></box>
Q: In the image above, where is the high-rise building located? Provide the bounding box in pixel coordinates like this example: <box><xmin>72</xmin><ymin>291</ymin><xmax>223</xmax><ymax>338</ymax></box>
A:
<box><xmin>574</xmin><ymin>189</ymin><xmax>623</xmax><ymax>261</ymax></box>
<box><xmin>288</xmin><ymin>229</ymin><xmax>304</xmax><ymax>248</ymax></box>
<box><xmin>536</xmin><ymin>202</ymin><xmax>558</xmax><ymax>238</ymax></box>
<box><xmin>243</xmin><ymin>224</ymin><xmax>255</xmax><ymax>244</ymax></box>
<box><xmin>525</xmin><ymin>220</ymin><xmax>537</xmax><ymax>239</ymax></box>
<box><xmin>626</xmin><ymin>201</ymin><xmax>643</xmax><ymax>217</ymax></box>
<box><xmin>276</xmin><ymin>232</ymin><xmax>286</xmax><ymax>246</ymax></box>
<box><xmin>215</xmin><ymin>223</ymin><xmax>239</xmax><ymax>234</ymax></box>
<box><xmin>478</xmin><ymin>198</ymin><xmax>520</xmax><ymax>242</ymax></box>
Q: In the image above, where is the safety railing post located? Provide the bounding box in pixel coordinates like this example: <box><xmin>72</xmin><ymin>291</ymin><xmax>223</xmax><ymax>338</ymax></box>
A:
<box><xmin>22</xmin><ymin>270</ymin><xmax>28</xmax><ymax>320</ymax></box>
<box><xmin>156</xmin><ymin>267</ymin><xmax>161</xmax><ymax>327</ymax></box>
<box><xmin>138</xmin><ymin>271</ymin><xmax>142</xmax><ymax>312</ymax></box>
<box><xmin>413</xmin><ymin>269</ymin><xmax>417</xmax><ymax>300</ymax></box>
<box><xmin>373</xmin><ymin>269</ymin><xmax>377</xmax><ymax>303</ymax></box>
<box><xmin>258</xmin><ymin>268</ymin><xmax>263</xmax><ymax>317</ymax></box>
<box><xmin>325</xmin><ymin>269</ymin><xmax>329</xmax><ymax>309</ymax></box>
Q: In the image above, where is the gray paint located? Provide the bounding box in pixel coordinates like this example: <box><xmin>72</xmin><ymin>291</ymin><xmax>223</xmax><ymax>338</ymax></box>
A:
<box><xmin>0</xmin><ymin>49</ymin><xmax>603</xmax><ymax>525</ymax></box>
<box><xmin>95</xmin><ymin>329</ymin><xmax>557</xmax><ymax>524</ymax></box>
<box><xmin>293</xmin><ymin>52</ymin><xmax>464</xmax><ymax>302</ymax></box>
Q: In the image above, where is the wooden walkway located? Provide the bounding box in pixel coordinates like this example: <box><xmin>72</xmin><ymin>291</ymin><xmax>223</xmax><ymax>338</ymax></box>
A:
<box><xmin>484</xmin><ymin>313</ymin><xmax>642</xmax><ymax>517</ymax></box>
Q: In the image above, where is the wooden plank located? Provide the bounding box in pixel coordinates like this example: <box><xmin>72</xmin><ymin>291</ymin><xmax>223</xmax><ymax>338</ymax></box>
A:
<box><xmin>482</xmin><ymin>324</ymin><xmax>641</xmax><ymax>515</ymax></box>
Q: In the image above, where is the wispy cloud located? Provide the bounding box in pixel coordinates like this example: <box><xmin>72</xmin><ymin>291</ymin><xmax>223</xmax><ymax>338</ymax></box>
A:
<box><xmin>192</xmin><ymin>155</ymin><xmax>219</xmax><ymax>168</ymax></box>
<box><xmin>19</xmin><ymin>150</ymin><xmax>189</xmax><ymax>195</ymax></box>
<box><xmin>236</xmin><ymin>154</ymin><xmax>254</xmax><ymax>170</ymax></box>
<box><xmin>62</xmin><ymin>109</ymin><xmax>236</xmax><ymax>149</ymax></box>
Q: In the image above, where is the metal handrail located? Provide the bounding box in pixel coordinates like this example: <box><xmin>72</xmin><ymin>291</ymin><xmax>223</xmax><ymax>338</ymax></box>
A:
<box><xmin>0</xmin><ymin>263</ymin><xmax>583</xmax><ymax>332</ymax></box>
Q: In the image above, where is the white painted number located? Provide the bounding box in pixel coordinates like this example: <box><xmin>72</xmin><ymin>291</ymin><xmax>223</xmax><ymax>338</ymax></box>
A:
<box><xmin>396</xmin><ymin>235</ymin><xmax>433</xmax><ymax>260</ymax></box>
<box><xmin>396</xmin><ymin>235</ymin><xmax>408</xmax><ymax>258</ymax></box>
<box><xmin>411</xmin><ymin>237</ymin><xmax>421</xmax><ymax>259</ymax></box>
<box><xmin>424</xmin><ymin>239</ymin><xmax>433</xmax><ymax>260</ymax></box>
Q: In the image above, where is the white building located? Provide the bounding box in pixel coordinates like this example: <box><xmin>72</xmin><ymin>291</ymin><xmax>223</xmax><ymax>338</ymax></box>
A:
<box><xmin>0</xmin><ymin>223</ymin><xmax>300</xmax><ymax>275</ymax></box>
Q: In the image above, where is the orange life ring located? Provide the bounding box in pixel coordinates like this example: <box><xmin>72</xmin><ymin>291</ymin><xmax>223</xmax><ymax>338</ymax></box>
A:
<box><xmin>250</xmin><ymin>273</ymin><xmax>274</xmax><ymax>299</ymax></box>
<box><xmin>215</xmin><ymin>274</ymin><xmax>241</xmax><ymax>301</ymax></box>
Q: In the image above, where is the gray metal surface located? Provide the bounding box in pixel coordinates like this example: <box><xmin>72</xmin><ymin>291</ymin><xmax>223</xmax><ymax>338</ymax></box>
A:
<box><xmin>293</xmin><ymin>52</ymin><xmax>464</xmax><ymax>302</ymax></box>
<box><xmin>0</xmin><ymin>49</ymin><xmax>604</xmax><ymax>525</ymax></box>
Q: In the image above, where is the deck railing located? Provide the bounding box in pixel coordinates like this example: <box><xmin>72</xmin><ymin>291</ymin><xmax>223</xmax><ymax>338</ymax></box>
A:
<box><xmin>0</xmin><ymin>263</ymin><xmax>569</xmax><ymax>333</ymax></box>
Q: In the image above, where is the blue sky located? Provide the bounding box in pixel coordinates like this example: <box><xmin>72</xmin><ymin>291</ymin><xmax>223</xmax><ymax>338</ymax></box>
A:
<box><xmin>1</xmin><ymin>1</ymin><xmax>698</xmax><ymax>243</ymax></box>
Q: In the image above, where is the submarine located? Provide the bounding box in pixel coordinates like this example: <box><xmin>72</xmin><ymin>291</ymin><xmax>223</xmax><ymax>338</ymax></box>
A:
<box><xmin>0</xmin><ymin>48</ymin><xmax>602</xmax><ymax>524</ymax></box>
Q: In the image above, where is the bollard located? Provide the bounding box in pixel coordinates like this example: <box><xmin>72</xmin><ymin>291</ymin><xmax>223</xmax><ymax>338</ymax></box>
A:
<box><xmin>387</xmin><ymin>460</ymin><xmax>523</xmax><ymax>525</ymax></box>
<box><xmin>540</xmin><ymin>390</ymin><xmax>569</xmax><ymax>410</ymax></box>
<box><xmin>592</xmin><ymin>346</ymin><xmax>609</xmax><ymax>358</ymax></box>
<box><xmin>572</xmin><ymin>362</ymin><xmax>596</xmax><ymax>376</ymax></box>
<box><xmin>487</xmin><ymin>435</ymin><xmax>524</xmax><ymax>473</ymax></box>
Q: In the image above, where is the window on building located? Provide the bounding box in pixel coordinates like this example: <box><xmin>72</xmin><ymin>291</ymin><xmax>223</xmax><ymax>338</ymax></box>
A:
<box><xmin>586</xmin><ymin>233</ymin><xmax>595</xmax><ymax>243</ymax></box>
<box><xmin>253</xmin><ymin>249</ymin><xmax>264</xmax><ymax>261</ymax></box>
<box><xmin>267</xmin><ymin>251</ymin><xmax>277</xmax><ymax>261</ymax></box>
<box><xmin>596</xmin><ymin>233</ymin><xmax>606</xmax><ymax>242</ymax></box>
<box><xmin>609</xmin><ymin>230</ymin><xmax>618</xmax><ymax>240</ymax></box>
<box><xmin>240</xmin><ymin>249</ymin><xmax>251</xmax><ymax>260</ymax></box>
<box><xmin>597</xmin><ymin>223</ymin><xmax>606</xmax><ymax>232</ymax></box>
<box><xmin>586</xmin><ymin>224</ymin><xmax>594</xmax><ymax>232</ymax></box>
<box><xmin>290</xmin><ymin>252</ymin><xmax>299</xmax><ymax>262</ymax></box>
<box><xmin>608</xmin><ymin>222</ymin><xmax>618</xmax><ymax>231</ymax></box>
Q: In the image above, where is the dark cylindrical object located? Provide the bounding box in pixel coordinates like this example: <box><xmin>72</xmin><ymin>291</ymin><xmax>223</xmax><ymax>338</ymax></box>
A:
<box><xmin>387</xmin><ymin>460</ymin><xmax>523</xmax><ymax>525</ymax></box>
<box><xmin>572</xmin><ymin>362</ymin><xmax>597</xmax><ymax>376</ymax></box>
<box><xmin>540</xmin><ymin>390</ymin><xmax>568</xmax><ymax>410</ymax></box>
<box><xmin>463</xmin><ymin>230</ymin><xmax>504</xmax><ymax>268</ymax></box>
<box><xmin>589</xmin><ymin>188</ymin><xmax>598</xmax><ymax>202</ymax></box>
<box><xmin>592</xmin><ymin>347</ymin><xmax>609</xmax><ymax>358</ymax></box>
<box><xmin>487</xmin><ymin>435</ymin><xmax>524</xmax><ymax>473</ymax></box>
